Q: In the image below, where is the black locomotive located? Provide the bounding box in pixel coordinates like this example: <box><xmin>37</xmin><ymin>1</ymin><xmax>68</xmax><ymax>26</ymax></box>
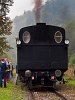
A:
<box><xmin>16</xmin><ymin>23</ymin><xmax>69</xmax><ymax>89</ymax></box>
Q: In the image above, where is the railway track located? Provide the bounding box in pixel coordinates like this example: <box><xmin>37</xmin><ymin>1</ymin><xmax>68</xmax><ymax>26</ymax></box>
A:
<box><xmin>27</xmin><ymin>87</ymin><xmax>67</xmax><ymax>100</ymax></box>
<box><xmin>28</xmin><ymin>90</ymin><xmax>35</xmax><ymax>100</ymax></box>
<box><xmin>15</xmin><ymin>78</ymin><xmax>75</xmax><ymax>100</ymax></box>
<box><xmin>52</xmin><ymin>88</ymin><xmax>67</xmax><ymax>100</ymax></box>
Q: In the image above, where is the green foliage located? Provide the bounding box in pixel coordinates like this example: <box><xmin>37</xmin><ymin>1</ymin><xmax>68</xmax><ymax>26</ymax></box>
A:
<box><xmin>0</xmin><ymin>0</ymin><xmax>14</xmax><ymax>55</ymax></box>
<box><xmin>0</xmin><ymin>82</ymin><xmax>14</xmax><ymax>100</ymax></box>
<box><xmin>69</xmin><ymin>52</ymin><xmax>75</xmax><ymax>66</ymax></box>
<box><xmin>0</xmin><ymin>17</ymin><xmax>13</xmax><ymax>54</ymax></box>
<box><xmin>0</xmin><ymin>0</ymin><xmax>13</xmax><ymax>16</ymax></box>
<box><xmin>0</xmin><ymin>78</ymin><xmax>28</xmax><ymax>100</ymax></box>
<box><xmin>0</xmin><ymin>17</ymin><xmax>12</xmax><ymax>35</ymax></box>
<box><xmin>67</xmin><ymin>78</ymin><xmax>75</xmax><ymax>85</ymax></box>
<box><xmin>64</xmin><ymin>20</ymin><xmax>75</xmax><ymax>51</ymax></box>
<box><xmin>0</xmin><ymin>68</ymin><xmax>28</xmax><ymax>100</ymax></box>
<box><xmin>0</xmin><ymin>37</ymin><xmax>13</xmax><ymax>56</ymax></box>
<box><xmin>0</xmin><ymin>51</ymin><xmax>15</xmax><ymax>65</ymax></box>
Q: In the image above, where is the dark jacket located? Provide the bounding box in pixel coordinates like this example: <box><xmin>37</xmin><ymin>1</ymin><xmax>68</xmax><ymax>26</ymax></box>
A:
<box><xmin>1</xmin><ymin>61</ymin><xmax>7</xmax><ymax>73</ymax></box>
<box><xmin>0</xmin><ymin>62</ymin><xmax>2</xmax><ymax>72</ymax></box>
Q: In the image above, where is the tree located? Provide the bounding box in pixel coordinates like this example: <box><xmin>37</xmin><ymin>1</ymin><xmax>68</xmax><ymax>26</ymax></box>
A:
<box><xmin>0</xmin><ymin>16</ymin><xmax>12</xmax><ymax>35</ymax></box>
<box><xmin>0</xmin><ymin>0</ymin><xmax>13</xmax><ymax>16</ymax></box>
<box><xmin>0</xmin><ymin>0</ymin><xmax>13</xmax><ymax>55</ymax></box>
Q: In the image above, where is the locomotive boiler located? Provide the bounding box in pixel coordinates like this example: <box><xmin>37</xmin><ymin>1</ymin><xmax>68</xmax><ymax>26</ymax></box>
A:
<box><xmin>16</xmin><ymin>23</ymin><xmax>69</xmax><ymax>89</ymax></box>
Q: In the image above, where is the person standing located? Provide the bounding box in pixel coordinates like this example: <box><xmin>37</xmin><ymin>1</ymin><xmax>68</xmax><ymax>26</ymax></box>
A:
<box><xmin>9</xmin><ymin>62</ymin><xmax>14</xmax><ymax>80</ymax></box>
<box><xmin>1</xmin><ymin>59</ymin><xmax>7</xmax><ymax>88</ymax></box>
<box><xmin>0</xmin><ymin>60</ymin><xmax>2</xmax><ymax>87</ymax></box>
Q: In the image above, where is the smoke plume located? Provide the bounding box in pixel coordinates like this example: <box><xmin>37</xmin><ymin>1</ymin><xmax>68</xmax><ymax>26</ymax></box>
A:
<box><xmin>34</xmin><ymin>0</ymin><xmax>43</xmax><ymax>23</ymax></box>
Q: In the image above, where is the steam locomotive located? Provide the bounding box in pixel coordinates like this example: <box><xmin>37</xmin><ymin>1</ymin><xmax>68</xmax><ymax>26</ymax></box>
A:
<box><xmin>16</xmin><ymin>23</ymin><xmax>69</xmax><ymax>89</ymax></box>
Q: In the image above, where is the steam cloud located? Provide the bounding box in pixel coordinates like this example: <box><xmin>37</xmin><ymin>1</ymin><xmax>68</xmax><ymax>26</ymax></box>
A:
<box><xmin>34</xmin><ymin>0</ymin><xmax>43</xmax><ymax>23</ymax></box>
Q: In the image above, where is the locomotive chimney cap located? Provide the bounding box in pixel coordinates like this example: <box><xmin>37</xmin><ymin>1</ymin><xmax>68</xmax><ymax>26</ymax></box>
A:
<box><xmin>36</xmin><ymin>23</ymin><xmax>46</xmax><ymax>25</ymax></box>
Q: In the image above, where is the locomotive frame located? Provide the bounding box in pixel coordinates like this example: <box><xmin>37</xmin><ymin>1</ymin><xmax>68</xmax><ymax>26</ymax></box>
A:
<box><xmin>16</xmin><ymin>23</ymin><xmax>69</xmax><ymax>89</ymax></box>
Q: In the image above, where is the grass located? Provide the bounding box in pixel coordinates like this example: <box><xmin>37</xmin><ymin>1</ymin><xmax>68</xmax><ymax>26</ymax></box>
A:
<box><xmin>0</xmin><ymin>68</ymin><xmax>75</xmax><ymax>100</ymax></box>
<box><xmin>64</xmin><ymin>67</ymin><xmax>75</xmax><ymax>86</ymax></box>
<box><xmin>64</xmin><ymin>74</ymin><xmax>75</xmax><ymax>85</ymax></box>
<box><xmin>0</xmin><ymin>69</ymin><xmax>28</xmax><ymax>100</ymax></box>
<box><xmin>0</xmin><ymin>81</ymin><xmax>28</xmax><ymax>100</ymax></box>
<box><xmin>66</xmin><ymin>78</ymin><xmax>75</xmax><ymax>85</ymax></box>
<box><xmin>0</xmin><ymin>82</ymin><xmax>14</xmax><ymax>100</ymax></box>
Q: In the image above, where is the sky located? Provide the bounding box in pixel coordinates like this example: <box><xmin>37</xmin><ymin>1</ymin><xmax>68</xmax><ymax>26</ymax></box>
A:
<box><xmin>8</xmin><ymin>0</ymin><xmax>34</xmax><ymax>19</ymax></box>
<box><xmin>8</xmin><ymin>0</ymin><xmax>47</xmax><ymax>20</ymax></box>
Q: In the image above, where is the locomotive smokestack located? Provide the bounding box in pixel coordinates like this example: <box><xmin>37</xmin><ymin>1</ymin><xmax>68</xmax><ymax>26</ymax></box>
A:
<box><xmin>34</xmin><ymin>0</ymin><xmax>43</xmax><ymax>23</ymax></box>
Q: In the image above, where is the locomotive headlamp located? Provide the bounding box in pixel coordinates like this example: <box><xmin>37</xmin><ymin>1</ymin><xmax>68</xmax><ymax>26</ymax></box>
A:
<box><xmin>65</xmin><ymin>40</ymin><xmax>69</xmax><ymax>44</ymax></box>
<box><xmin>16</xmin><ymin>40</ymin><xmax>21</xmax><ymax>45</ymax></box>
<box><xmin>54</xmin><ymin>31</ymin><xmax>62</xmax><ymax>43</ymax></box>
<box><xmin>23</xmin><ymin>31</ymin><xmax>31</xmax><ymax>43</ymax></box>
<box><xmin>55</xmin><ymin>70</ymin><xmax>61</xmax><ymax>77</ymax></box>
